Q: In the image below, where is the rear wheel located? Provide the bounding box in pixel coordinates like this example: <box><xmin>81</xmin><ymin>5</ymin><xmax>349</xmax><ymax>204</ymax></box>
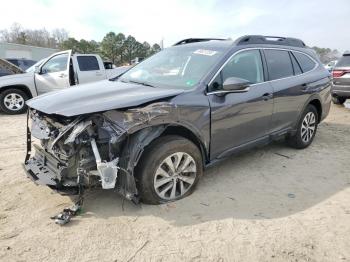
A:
<box><xmin>0</xmin><ymin>89</ymin><xmax>28</xmax><ymax>114</ymax></box>
<box><xmin>332</xmin><ymin>96</ymin><xmax>346</xmax><ymax>105</ymax></box>
<box><xmin>287</xmin><ymin>104</ymin><xmax>318</xmax><ymax>149</ymax></box>
<box><xmin>136</xmin><ymin>135</ymin><xmax>203</xmax><ymax>204</ymax></box>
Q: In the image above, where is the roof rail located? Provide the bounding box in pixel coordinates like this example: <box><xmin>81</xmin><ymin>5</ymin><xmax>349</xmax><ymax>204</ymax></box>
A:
<box><xmin>234</xmin><ymin>35</ymin><xmax>306</xmax><ymax>48</ymax></box>
<box><xmin>173</xmin><ymin>38</ymin><xmax>226</xmax><ymax>46</ymax></box>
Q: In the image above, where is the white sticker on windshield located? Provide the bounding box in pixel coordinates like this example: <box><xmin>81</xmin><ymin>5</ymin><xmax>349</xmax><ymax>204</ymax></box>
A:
<box><xmin>193</xmin><ymin>49</ymin><xmax>218</xmax><ymax>56</ymax></box>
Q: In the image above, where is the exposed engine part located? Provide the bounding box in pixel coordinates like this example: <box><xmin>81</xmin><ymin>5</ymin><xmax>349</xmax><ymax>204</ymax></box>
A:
<box><xmin>90</xmin><ymin>138</ymin><xmax>119</xmax><ymax>189</ymax></box>
<box><xmin>24</xmin><ymin>102</ymin><xmax>174</xmax><ymax>209</ymax></box>
<box><xmin>31</xmin><ymin>115</ymin><xmax>51</xmax><ymax>140</ymax></box>
<box><xmin>64</xmin><ymin>120</ymin><xmax>92</xmax><ymax>144</ymax></box>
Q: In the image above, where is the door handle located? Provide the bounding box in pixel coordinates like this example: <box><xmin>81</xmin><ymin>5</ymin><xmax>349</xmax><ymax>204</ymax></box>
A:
<box><xmin>262</xmin><ymin>93</ymin><xmax>273</xmax><ymax>101</ymax></box>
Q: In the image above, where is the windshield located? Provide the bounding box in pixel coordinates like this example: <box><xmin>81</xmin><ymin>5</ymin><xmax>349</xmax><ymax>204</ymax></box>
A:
<box><xmin>119</xmin><ymin>46</ymin><xmax>225</xmax><ymax>89</ymax></box>
<box><xmin>26</xmin><ymin>59</ymin><xmax>45</xmax><ymax>73</ymax></box>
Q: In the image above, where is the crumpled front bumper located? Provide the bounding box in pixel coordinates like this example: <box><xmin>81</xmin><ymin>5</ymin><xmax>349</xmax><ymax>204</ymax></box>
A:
<box><xmin>23</xmin><ymin>144</ymin><xmax>78</xmax><ymax>195</ymax></box>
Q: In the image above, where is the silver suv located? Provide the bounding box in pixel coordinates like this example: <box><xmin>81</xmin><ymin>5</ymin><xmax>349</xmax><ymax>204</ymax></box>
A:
<box><xmin>331</xmin><ymin>52</ymin><xmax>350</xmax><ymax>104</ymax></box>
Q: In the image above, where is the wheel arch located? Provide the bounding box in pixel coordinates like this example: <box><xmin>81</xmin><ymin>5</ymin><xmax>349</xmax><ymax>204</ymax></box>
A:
<box><xmin>295</xmin><ymin>95</ymin><xmax>323</xmax><ymax>129</ymax></box>
<box><xmin>161</xmin><ymin>124</ymin><xmax>209</xmax><ymax>165</ymax></box>
<box><xmin>308</xmin><ymin>98</ymin><xmax>322</xmax><ymax>123</ymax></box>
<box><xmin>125</xmin><ymin>122</ymin><xmax>209</xmax><ymax>169</ymax></box>
<box><xmin>0</xmin><ymin>85</ymin><xmax>33</xmax><ymax>99</ymax></box>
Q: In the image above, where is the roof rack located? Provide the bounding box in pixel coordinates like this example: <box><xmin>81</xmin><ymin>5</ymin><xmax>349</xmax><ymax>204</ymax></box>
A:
<box><xmin>234</xmin><ymin>35</ymin><xmax>306</xmax><ymax>48</ymax></box>
<box><xmin>173</xmin><ymin>38</ymin><xmax>226</xmax><ymax>46</ymax></box>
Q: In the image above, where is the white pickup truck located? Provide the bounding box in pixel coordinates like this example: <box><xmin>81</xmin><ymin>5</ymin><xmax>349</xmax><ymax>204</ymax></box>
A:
<box><xmin>0</xmin><ymin>50</ymin><xmax>130</xmax><ymax>114</ymax></box>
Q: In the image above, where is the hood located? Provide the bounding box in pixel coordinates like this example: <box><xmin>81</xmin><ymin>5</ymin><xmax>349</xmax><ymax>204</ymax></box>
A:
<box><xmin>27</xmin><ymin>80</ymin><xmax>184</xmax><ymax>116</ymax></box>
<box><xmin>0</xmin><ymin>72</ymin><xmax>33</xmax><ymax>81</ymax></box>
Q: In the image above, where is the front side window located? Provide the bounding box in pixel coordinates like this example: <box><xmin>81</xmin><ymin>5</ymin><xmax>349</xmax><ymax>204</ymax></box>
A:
<box><xmin>293</xmin><ymin>52</ymin><xmax>316</xmax><ymax>72</ymax></box>
<box><xmin>41</xmin><ymin>53</ymin><xmax>69</xmax><ymax>74</ymax></box>
<box><xmin>265</xmin><ymin>50</ymin><xmax>294</xmax><ymax>80</ymax></box>
<box><xmin>119</xmin><ymin>46</ymin><xmax>225</xmax><ymax>89</ymax></box>
<box><xmin>209</xmin><ymin>49</ymin><xmax>264</xmax><ymax>91</ymax></box>
<box><xmin>77</xmin><ymin>56</ymin><xmax>100</xmax><ymax>71</ymax></box>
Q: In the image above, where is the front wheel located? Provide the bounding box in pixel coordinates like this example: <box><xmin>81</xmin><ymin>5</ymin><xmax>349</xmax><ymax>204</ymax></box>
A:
<box><xmin>136</xmin><ymin>135</ymin><xmax>203</xmax><ymax>204</ymax></box>
<box><xmin>0</xmin><ymin>89</ymin><xmax>28</xmax><ymax>114</ymax></box>
<box><xmin>287</xmin><ymin>104</ymin><xmax>318</xmax><ymax>149</ymax></box>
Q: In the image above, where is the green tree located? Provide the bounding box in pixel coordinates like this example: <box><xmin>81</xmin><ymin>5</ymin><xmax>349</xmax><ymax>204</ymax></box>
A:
<box><xmin>123</xmin><ymin>35</ymin><xmax>141</xmax><ymax>64</ymax></box>
<box><xmin>136</xmin><ymin>41</ymin><xmax>151</xmax><ymax>58</ymax></box>
<box><xmin>150</xmin><ymin>43</ymin><xmax>161</xmax><ymax>55</ymax></box>
<box><xmin>78</xmin><ymin>39</ymin><xmax>99</xmax><ymax>53</ymax></box>
<box><xmin>101</xmin><ymin>32</ymin><xmax>124</xmax><ymax>64</ymax></box>
<box><xmin>60</xmin><ymin>37</ymin><xmax>80</xmax><ymax>52</ymax></box>
<box><xmin>311</xmin><ymin>46</ymin><xmax>340</xmax><ymax>64</ymax></box>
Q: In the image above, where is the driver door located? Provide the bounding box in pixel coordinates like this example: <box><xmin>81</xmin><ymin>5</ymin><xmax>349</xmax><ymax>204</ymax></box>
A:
<box><xmin>208</xmin><ymin>49</ymin><xmax>274</xmax><ymax>159</ymax></box>
<box><xmin>35</xmin><ymin>51</ymin><xmax>71</xmax><ymax>95</ymax></box>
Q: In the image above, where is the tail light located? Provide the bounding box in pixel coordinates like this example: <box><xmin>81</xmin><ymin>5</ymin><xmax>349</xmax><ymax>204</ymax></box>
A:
<box><xmin>333</xmin><ymin>70</ymin><xmax>350</xmax><ymax>78</ymax></box>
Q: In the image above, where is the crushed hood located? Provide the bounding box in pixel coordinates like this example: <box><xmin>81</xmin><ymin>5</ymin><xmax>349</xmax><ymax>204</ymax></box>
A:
<box><xmin>27</xmin><ymin>80</ymin><xmax>184</xmax><ymax>116</ymax></box>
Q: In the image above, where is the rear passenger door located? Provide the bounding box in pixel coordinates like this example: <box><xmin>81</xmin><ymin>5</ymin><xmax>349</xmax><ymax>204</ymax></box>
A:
<box><xmin>73</xmin><ymin>55</ymin><xmax>106</xmax><ymax>84</ymax></box>
<box><xmin>263</xmin><ymin>49</ymin><xmax>311</xmax><ymax>133</ymax></box>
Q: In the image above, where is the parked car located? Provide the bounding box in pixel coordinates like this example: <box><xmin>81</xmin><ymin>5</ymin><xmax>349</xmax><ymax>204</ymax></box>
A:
<box><xmin>331</xmin><ymin>52</ymin><xmax>350</xmax><ymax>104</ymax></box>
<box><xmin>324</xmin><ymin>60</ymin><xmax>337</xmax><ymax>72</ymax></box>
<box><xmin>0</xmin><ymin>58</ymin><xmax>24</xmax><ymax>77</ymax></box>
<box><xmin>6</xmin><ymin>58</ymin><xmax>37</xmax><ymax>71</ymax></box>
<box><xmin>24</xmin><ymin>35</ymin><xmax>331</xmax><ymax>205</ymax></box>
<box><xmin>0</xmin><ymin>50</ymin><xmax>130</xmax><ymax>114</ymax></box>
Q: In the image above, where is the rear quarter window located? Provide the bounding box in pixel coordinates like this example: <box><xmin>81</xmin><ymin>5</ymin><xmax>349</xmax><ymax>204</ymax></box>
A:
<box><xmin>264</xmin><ymin>50</ymin><xmax>294</xmax><ymax>80</ymax></box>
<box><xmin>77</xmin><ymin>56</ymin><xmax>100</xmax><ymax>71</ymax></box>
<box><xmin>293</xmin><ymin>52</ymin><xmax>316</xmax><ymax>72</ymax></box>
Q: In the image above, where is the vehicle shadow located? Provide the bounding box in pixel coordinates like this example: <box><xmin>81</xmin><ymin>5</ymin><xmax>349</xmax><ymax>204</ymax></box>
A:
<box><xmin>78</xmin><ymin>120</ymin><xmax>350</xmax><ymax>227</ymax></box>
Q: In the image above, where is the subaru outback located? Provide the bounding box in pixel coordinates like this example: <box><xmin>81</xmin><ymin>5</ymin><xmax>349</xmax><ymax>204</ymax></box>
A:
<box><xmin>23</xmin><ymin>35</ymin><xmax>331</xmax><ymax>205</ymax></box>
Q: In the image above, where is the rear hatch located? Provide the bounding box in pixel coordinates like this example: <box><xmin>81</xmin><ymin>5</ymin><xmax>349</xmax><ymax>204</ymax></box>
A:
<box><xmin>333</xmin><ymin>53</ymin><xmax>350</xmax><ymax>86</ymax></box>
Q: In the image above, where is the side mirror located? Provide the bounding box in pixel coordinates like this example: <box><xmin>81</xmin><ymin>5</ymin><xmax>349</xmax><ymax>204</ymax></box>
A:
<box><xmin>34</xmin><ymin>65</ymin><xmax>41</xmax><ymax>74</ymax></box>
<box><xmin>222</xmin><ymin>77</ymin><xmax>251</xmax><ymax>92</ymax></box>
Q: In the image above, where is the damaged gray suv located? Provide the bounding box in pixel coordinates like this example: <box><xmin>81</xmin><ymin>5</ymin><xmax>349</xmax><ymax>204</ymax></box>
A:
<box><xmin>24</xmin><ymin>35</ymin><xmax>331</xmax><ymax>205</ymax></box>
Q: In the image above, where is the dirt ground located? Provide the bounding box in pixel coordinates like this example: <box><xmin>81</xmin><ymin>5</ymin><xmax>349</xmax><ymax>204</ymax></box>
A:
<box><xmin>0</xmin><ymin>103</ymin><xmax>349</xmax><ymax>262</ymax></box>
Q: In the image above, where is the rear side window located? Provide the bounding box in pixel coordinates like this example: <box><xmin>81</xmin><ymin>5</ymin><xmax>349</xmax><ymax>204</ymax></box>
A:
<box><xmin>77</xmin><ymin>56</ymin><xmax>100</xmax><ymax>71</ymax></box>
<box><xmin>293</xmin><ymin>52</ymin><xmax>316</xmax><ymax>72</ymax></box>
<box><xmin>264</xmin><ymin>50</ymin><xmax>294</xmax><ymax>80</ymax></box>
<box><xmin>290</xmin><ymin>53</ymin><xmax>303</xmax><ymax>75</ymax></box>
<box><xmin>336</xmin><ymin>55</ymin><xmax>350</xmax><ymax>67</ymax></box>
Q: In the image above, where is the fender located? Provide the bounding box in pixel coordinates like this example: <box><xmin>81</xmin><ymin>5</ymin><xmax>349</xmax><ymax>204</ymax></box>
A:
<box><xmin>0</xmin><ymin>72</ymin><xmax>37</xmax><ymax>97</ymax></box>
<box><xmin>293</xmin><ymin>93</ymin><xmax>322</xmax><ymax>130</ymax></box>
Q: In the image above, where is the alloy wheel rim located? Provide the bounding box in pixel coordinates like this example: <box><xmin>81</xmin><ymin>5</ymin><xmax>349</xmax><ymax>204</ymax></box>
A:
<box><xmin>154</xmin><ymin>152</ymin><xmax>197</xmax><ymax>201</ymax></box>
<box><xmin>3</xmin><ymin>93</ymin><xmax>24</xmax><ymax>111</ymax></box>
<box><xmin>301</xmin><ymin>112</ymin><xmax>316</xmax><ymax>143</ymax></box>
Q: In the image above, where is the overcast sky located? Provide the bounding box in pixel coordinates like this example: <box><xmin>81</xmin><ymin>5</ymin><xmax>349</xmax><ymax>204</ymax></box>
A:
<box><xmin>1</xmin><ymin>0</ymin><xmax>349</xmax><ymax>51</ymax></box>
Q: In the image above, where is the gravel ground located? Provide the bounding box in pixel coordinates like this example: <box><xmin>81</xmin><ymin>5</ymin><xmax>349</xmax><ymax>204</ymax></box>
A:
<box><xmin>0</xmin><ymin>103</ymin><xmax>349</xmax><ymax>262</ymax></box>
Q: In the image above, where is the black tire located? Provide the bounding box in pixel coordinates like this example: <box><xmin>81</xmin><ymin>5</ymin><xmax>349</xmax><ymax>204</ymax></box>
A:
<box><xmin>287</xmin><ymin>104</ymin><xmax>318</xmax><ymax>149</ymax></box>
<box><xmin>136</xmin><ymin>135</ymin><xmax>203</xmax><ymax>204</ymax></box>
<box><xmin>0</xmin><ymin>88</ymin><xmax>29</xmax><ymax>114</ymax></box>
<box><xmin>332</xmin><ymin>96</ymin><xmax>346</xmax><ymax>105</ymax></box>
